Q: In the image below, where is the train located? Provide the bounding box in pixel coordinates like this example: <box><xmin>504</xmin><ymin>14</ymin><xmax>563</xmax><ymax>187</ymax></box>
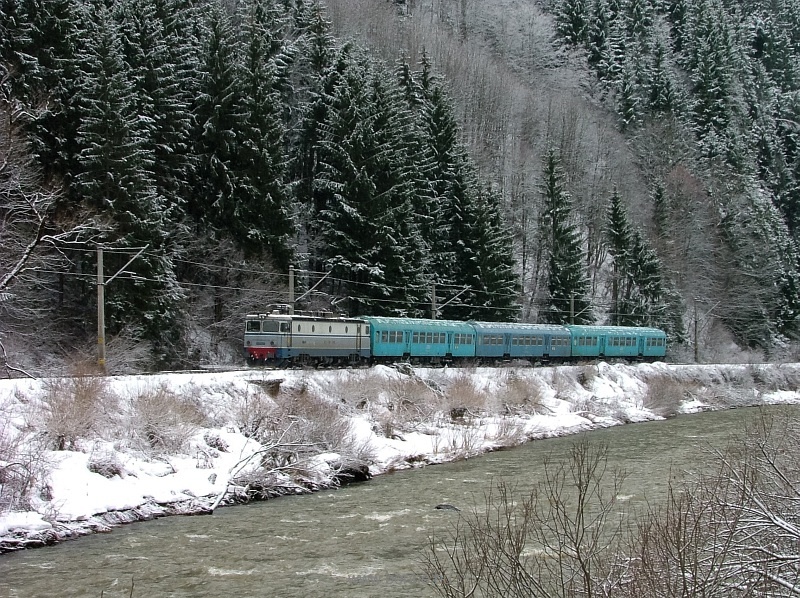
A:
<box><xmin>243</xmin><ymin>305</ymin><xmax>667</xmax><ymax>366</ymax></box>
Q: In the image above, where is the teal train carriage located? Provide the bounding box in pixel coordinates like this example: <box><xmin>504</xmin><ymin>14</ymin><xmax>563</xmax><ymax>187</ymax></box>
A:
<box><xmin>364</xmin><ymin>316</ymin><xmax>475</xmax><ymax>363</ymax></box>
<box><xmin>565</xmin><ymin>325</ymin><xmax>667</xmax><ymax>360</ymax></box>
<box><xmin>471</xmin><ymin>322</ymin><xmax>572</xmax><ymax>361</ymax></box>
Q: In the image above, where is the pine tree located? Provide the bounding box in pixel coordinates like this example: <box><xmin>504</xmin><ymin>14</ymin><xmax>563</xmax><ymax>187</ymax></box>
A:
<box><xmin>539</xmin><ymin>149</ymin><xmax>592</xmax><ymax>324</ymax></box>
<box><xmin>190</xmin><ymin>3</ymin><xmax>242</xmax><ymax>235</ymax></box>
<box><xmin>73</xmin><ymin>0</ymin><xmax>182</xmax><ymax>358</ymax></box>
<box><xmin>557</xmin><ymin>0</ymin><xmax>589</xmax><ymax>45</ymax></box>
<box><xmin>235</xmin><ymin>0</ymin><xmax>294</xmax><ymax>267</ymax></box>
<box><xmin>606</xmin><ymin>189</ymin><xmax>684</xmax><ymax>337</ymax></box>
<box><xmin>586</xmin><ymin>0</ymin><xmax>611</xmax><ymax>78</ymax></box>
<box><xmin>617</xmin><ymin>57</ymin><xmax>642</xmax><ymax>130</ymax></box>
<box><xmin>647</xmin><ymin>36</ymin><xmax>679</xmax><ymax>114</ymax></box>
<box><xmin>4</xmin><ymin>0</ymin><xmax>83</xmax><ymax>186</ymax></box>
<box><xmin>417</xmin><ymin>76</ymin><xmax>519</xmax><ymax>320</ymax></box>
<box><xmin>315</xmin><ymin>57</ymin><xmax>426</xmax><ymax>316</ymax></box>
<box><xmin>117</xmin><ymin>0</ymin><xmax>195</xmax><ymax>228</ymax></box>
<box><xmin>470</xmin><ymin>185</ymin><xmax>519</xmax><ymax>321</ymax></box>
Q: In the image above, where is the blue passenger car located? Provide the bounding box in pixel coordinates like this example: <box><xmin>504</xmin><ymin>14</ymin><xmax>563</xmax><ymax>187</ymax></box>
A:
<box><xmin>471</xmin><ymin>322</ymin><xmax>571</xmax><ymax>361</ymax></box>
<box><xmin>364</xmin><ymin>317</ymin><xmax>475</xmax><ymax>362</ymax></box>
<box><xmin>566</xmin><ymin>325</ymin><xmax>667</xmax><ymax>359</ymax></box>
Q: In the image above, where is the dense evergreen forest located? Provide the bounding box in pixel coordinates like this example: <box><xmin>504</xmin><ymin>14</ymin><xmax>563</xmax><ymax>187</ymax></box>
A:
<box><xmin>1</xmin><ymin>0</ymin><xmax>799</xmax><ymax>372</ymax></box>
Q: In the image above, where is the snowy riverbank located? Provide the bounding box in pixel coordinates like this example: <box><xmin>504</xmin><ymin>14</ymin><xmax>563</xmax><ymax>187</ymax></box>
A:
<box><xmin>2</xmin><ymin>362</ymin><xmax>800</xmax><ymax>552</ymax></box>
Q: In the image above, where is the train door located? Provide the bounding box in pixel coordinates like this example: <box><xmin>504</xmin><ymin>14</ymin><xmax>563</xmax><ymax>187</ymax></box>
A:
<box><xmin>356</xmin><ymin>324</ymin><xmax>362</xmax><ymax>356</ymax></box>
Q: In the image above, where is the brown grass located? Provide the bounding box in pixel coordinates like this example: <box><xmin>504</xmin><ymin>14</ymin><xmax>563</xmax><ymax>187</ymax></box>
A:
<box><xmin>129</xmin><ymin>383</ymin><xmax>207</xmax><ymax>454</ymax></box>
<box><xmin>40</xmin><ymin>372</ymin><xmax>114</xmax><ymax>450</ymax></box>
<box><xmin>443</xmin><ymin>373</ymin><xmax>489</xmax><ymax>418</ymax></box>
<box><xmin>499</xmin><ymin>371</ymin><xmax>546</xmax><ymax>415</ymax></box>
<box><xmin>644</xmin><ymin>374</ymin><xmax>696</xmax><ymax>417</ymax></box>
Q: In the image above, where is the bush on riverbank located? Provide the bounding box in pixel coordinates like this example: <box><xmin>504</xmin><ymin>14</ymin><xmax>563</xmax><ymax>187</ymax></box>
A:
<box><xmin>424</xmin><ymin>407</ymin><xmax>800</xmax><ymax>597</ymax></box>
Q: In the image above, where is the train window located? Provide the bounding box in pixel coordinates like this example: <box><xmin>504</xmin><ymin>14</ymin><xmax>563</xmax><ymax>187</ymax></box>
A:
<box><xmin>280</xmin><ymin>323</ymin><xmax>290</xmax><ymax>333</ymax></box>
<box><xmin>427</xmin><ymin>333</ymin><xmax>434</xmax><ymax>343</ymax></box>
<box><xmin>329</xmin><ymin>326</ymin><xmax>332</xmax><ymax>333</ymax></box>
<box><xmin>246</xmin><ymin>321</ymin><xmax>260</xmax><ymax>332</ymax></box>
<box><xmin>346</xmin><ymin>326</ymin><xmax>349</xmax><ymax>333</ymax></box>
<box><xmin>381</xmin><ymin>331</ymin><xmax>388</xmax><ymax>343</ymax></box>
<box><xmin>312</xmin><ymin>325</ymin><xmax>315</xmax><ymax>332</ymax></box>
<box><xmin>261</xmin><ymin>321</ymin><xmax>279</xmax><ymax>332</ymax></box>
<box><xmin>365</xmin><ymin>326</ymin><xmax>370</xmax><ymax>334</ymax></box>
<box><xmin>413</xmin><ymin>332</ymin><xmax>420</xmax><ymax>343</ymax></box>
<box><xmin>297</xmin><ymin>325</ymin><xmax>302</xmax><ymax>332</ymax></box>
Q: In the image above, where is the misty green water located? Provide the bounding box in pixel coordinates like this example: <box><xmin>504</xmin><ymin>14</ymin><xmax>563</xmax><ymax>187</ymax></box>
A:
<box><xmin>0</xmin><ymin>407</ymin><xmax>790</xmax><ymax>598</ymax></box>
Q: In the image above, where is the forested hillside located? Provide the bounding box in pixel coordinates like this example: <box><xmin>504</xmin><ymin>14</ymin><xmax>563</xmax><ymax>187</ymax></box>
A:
<box><xmin>0</xmin><ymin>0</ymin><xmax>518</xmax><ymax>373</ymax></box>
<box><xmin>1</xmin><ymin>0</ymin><xmax>799</xmax><ymax>374</ymax></box>
<box><xmin>327</xmin><ymin>0</ymin><xmax>800</xmax><ymax>357</ymax></box>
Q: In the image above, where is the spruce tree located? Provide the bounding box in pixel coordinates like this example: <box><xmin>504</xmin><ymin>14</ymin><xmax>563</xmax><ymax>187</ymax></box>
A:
<box><xmin>73</xmin><ymin>0</ymin><xmax>182</xmax><ymax>359</ymax></box>
<box><xmin>539</xmin><ymin>149</ymin><xmax>592</xmax><ymax>324</ymax></box>
<box><xmin>190</xmin><ymin>3</ymin><xmax>242</xmax><ymax>235</ymax></box>
<box><xmin>236</xmin><ymin>0</ymin><xmax>294</xmax><ymax>267</ymax></box>
<box><xmin>315</xmin><ymin>57</ymin><xmax>426</xmax><ymax>316</ymax></box>
<box><xmin>606</xmin><ymin>189</ymin><xmax>684</xmax><ymax>337</ymax></box>
<box><xmin>117</xmin><ymin>0</ymin><xmax>195</xmax><ymax>229</ymax></box>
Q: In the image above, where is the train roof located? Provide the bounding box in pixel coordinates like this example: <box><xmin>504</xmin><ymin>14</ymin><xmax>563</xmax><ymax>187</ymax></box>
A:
<box><xmin>565</xmin><ymin>325</ymin><xmax>667</xmax><ymax>336</ymax></box>
<box><xmin>363</xmin><ymin>316</ymin><xmax>474</xmax><ymax>331</ymax></box>
<box><xmin>245</xmin><ymin>312</ymin><xmax>366</xmax><ymax>323</ymax></box>
<box><xmin>469</xmin><ymin>321</ymin><xmax>570</xmax><ymax>335</ymax></box>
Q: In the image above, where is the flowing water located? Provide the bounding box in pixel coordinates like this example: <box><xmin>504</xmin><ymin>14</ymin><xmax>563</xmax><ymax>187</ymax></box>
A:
<box><xmin>0</xmin><ymin>406</ymin><xmax>791</xmax><ymax>598</ymax></box>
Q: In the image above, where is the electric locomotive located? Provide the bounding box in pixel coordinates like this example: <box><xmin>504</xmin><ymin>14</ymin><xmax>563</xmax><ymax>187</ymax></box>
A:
<box><xmin>244</xmin><ymin>305</ymin><xmax>370</xmax><ymax>365</ymax></box>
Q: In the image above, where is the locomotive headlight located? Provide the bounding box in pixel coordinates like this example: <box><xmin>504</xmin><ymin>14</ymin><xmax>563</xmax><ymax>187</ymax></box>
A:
<box><xmin>246</xmin><ymin>341</ymin><xmax>251</xmax><ymax>346</ymax></box>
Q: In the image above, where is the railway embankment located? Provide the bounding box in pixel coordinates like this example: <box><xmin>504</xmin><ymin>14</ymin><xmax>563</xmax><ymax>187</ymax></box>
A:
<box><xmin>2</xmin><ymin>362</ymin><xmax>800</xmax><ymax>552</ymax></box>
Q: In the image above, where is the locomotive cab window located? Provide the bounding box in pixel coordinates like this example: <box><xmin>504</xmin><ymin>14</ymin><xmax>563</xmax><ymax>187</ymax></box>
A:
<box><xmin>246</xmin><ymin>321</ymin><xmax>260</xmax><ymax>332</ymax></box>
<box><xmin>261</xmin><ymin>321</ymin><xmax>279</xmax><ymax>332</ymax></box>
<box><xmin>280</xmin><ymin>323</ymin><xmax>290</xmax><ymax>333</ymax></box>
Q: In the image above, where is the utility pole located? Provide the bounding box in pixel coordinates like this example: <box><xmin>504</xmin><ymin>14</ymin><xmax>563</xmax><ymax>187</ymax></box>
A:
<box><xmin>694</xmin><ymin>300</ymin><xmax>699</xmax><ymax>363</ymax></box>
<box><xmin>96</xmin><ymin>245</ymin><xmax>148</xmax><ymax>374</ymax></box>
<box><xmin>97</xmin><ymin>247</ymin><xmax>105</xmax><ymax>372</ymax></box>
<box><xmin>431</xmin><ymin>283</ymin><xmax>437</xmax><ymax>320</ymax></box>
<box><xmin>570</xmin><ymin>293</ymin><xmax>575</xmax><ymax>325</ymax></box>
<box><xmin>288</xmin><ymin>265</ymin><xmax>295</xmax><ymax>314</ymax></box>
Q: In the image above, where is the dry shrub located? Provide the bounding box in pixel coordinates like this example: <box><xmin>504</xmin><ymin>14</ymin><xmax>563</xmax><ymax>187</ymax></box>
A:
<box><xmin>323</xmin><ymin>370</ymin><xmax>386</xmax><ymax>408</ymax></box>
<box><xmin>231</xmin><ymin>384</ymin><xmax>277</xmax><ymax>441</ymax></box>
<box><xmin>500</xmin><ymin>371</ymin><xmax>546</xmax><ymax>414</ymax></box>
<box><xmin>487</xmin><ymin>416</ymin><xmax>527</xmax><ymax>445</ymax></box>
<box><xmin>87</xmin><ymin>448</ymin><xmax>126</xmax><ymax>478</ymax></box>
<box><xmin>40</xmin><ymin>370</ymin><xmax>114</xmax><ymax>450</ymax></box>
<box><xmin>273</xmin><ymin>383</ymin><xmax>352</xmax><ymax>451</ymax></box>
<box><xmin>644</xmin><ymin>375</ymin><xmax>695</xmax><ymax>417</ymax></box>
<box><xmin>385</xmin><ymin>375</ymin><xmax>442</xmax><ymax>425</ymax></box>
<box><xmin>716</xmin><ymin>366</ymin><xmax>754</xmax><ymax>389</ymax></box>
<box><xmin>443</xmin><ymin>373</ymin><xmax>489</xmax><ymax>417</ymax></box>
<box><xmin>551</xmin><ymin>368</ymin><xmax>575</xmax><ymax>400</ymax></box>
<box><xmin>748</xmin><ymin>364</ymin><xmax>800</xmax><ymax>392</ymax></box>
<box><xmin>0</xmin><ymin>410</ymin><xmax>47</xmax><ymax>512</ymax></box>
<box><xmin>129</xmin><ymin>383</ymin><xmax>207</xmax><ymax>454</ymax></box>
<box><xmin>578</xmin><ymin>365</ymin><xmax>599</xmax><ymax>388</ymax></box>
<box><xmin>264</xmin><ymin>380</ymin><xmax>374</xmax><ymax>469</ymax></box>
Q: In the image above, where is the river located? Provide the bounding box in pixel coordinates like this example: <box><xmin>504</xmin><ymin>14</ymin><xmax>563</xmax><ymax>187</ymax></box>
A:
<box><xmin>0</xmin><ymin>406</ymin><xmax>786</xmax><ymax>598</ymax></box>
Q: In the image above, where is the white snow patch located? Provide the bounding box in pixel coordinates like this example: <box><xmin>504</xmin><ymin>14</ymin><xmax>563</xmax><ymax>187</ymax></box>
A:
<box><xmin>1</xmin><ymin>362</ymin><xmax>799</xmax><ymax>550</ymax></box>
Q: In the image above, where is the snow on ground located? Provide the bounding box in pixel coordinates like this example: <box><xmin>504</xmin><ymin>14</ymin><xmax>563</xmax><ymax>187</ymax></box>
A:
<box><xmin>1</xmin><ymin>361</ymin><xmax>799</xmax><ymax>551</ymax></box>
